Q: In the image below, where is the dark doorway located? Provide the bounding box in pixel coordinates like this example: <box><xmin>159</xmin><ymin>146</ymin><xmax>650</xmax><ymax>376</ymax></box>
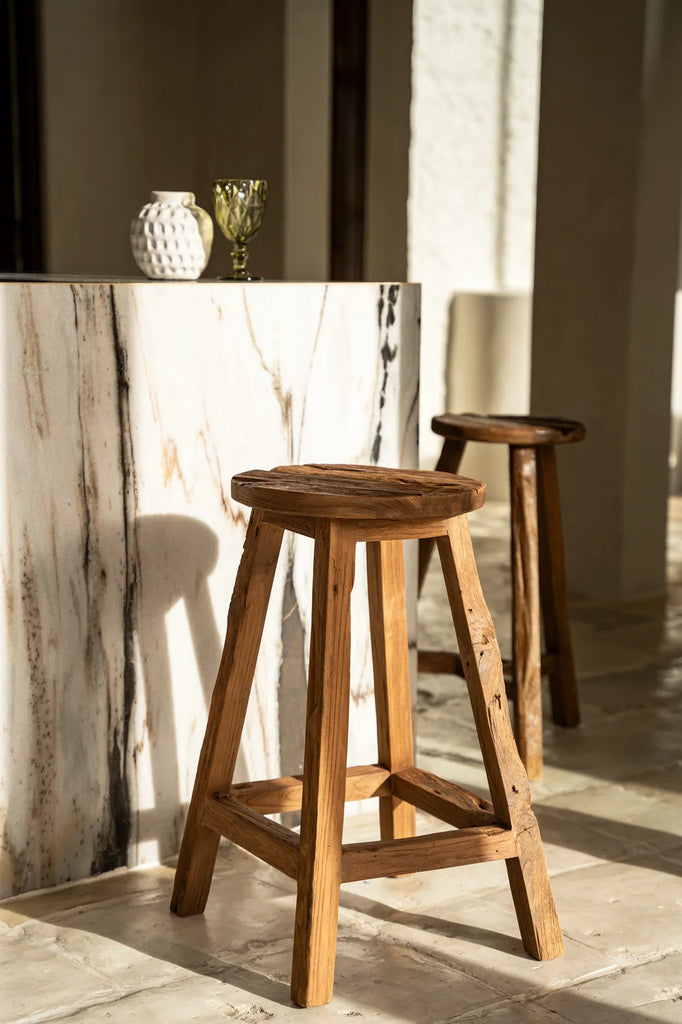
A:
<box><xmin>330</xmin><ymin>0</ymin><xmax>368</xmax><ymax>281</ymax></box>
<box><xmin>1</xmin><ymin>0</ymin><xmax>44</xmax><ymax>272</ymax></box>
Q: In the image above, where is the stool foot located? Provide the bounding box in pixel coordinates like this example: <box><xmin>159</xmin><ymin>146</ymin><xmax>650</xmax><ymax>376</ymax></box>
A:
<box><xmin>171</xmin><ymin>826</ymin><xmax>220</xmax><ymax>917</ymax></box>
<box><xmin>367</xmin><ymin>539</ymin><xmax>416</xmax><ymax>845</ymax></box>
<box><xmin>437</xmin><ymin>515</ymin><xmax>563</xmax><ymax>959</ymax></box>
<box><xmin>506</xmin><ymin>822</ymin><xmax>564</xmax><ymax>960</ymax></box>
<box><xmin>537</xmin><ymin>447</ymin><xmax>581</xmax><ymax>728</ymax></box>
<box><xmin>291</xmin><ymin>522</ymin><xmax>356</xmax><ymax>1008</ymax></box>
<box><xmin>171</xmin><ymin>512</ymin><xmax>284</xmax><ymax>918</ymax></box>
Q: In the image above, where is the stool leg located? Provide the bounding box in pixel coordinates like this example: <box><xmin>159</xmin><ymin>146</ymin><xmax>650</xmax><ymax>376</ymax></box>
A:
<box><xmin>418</xmin><ymin>438</ymin><xmax>466</xmax><ymax>593</ymax></box>
<box><xmin>367</xmin><ymin>539</ymin><xmax>416</xmax><ymax>843</ymax></box>
<box><xmin>537</xmin><ymin>446</ymin><xmax>581</xmax><ymax>728</ymax></box>
<box><xmin>291</xmin><ymin>521</ymin><xmax>356</xmax><ymax>1008</ymax></box>
<box><xmin>437</xmin><ymin>516</ymin><xmax>563</xmax><ymax>961</ymax></box>
<box><xmin>509</xmin><ymin>446</ymin><xmax>543</xmax><ymax>780</ymax></box>
<box><xmin>171</xmin><ymin>511</ymin><xmax>284</xmax><ymax>917</ymax></box>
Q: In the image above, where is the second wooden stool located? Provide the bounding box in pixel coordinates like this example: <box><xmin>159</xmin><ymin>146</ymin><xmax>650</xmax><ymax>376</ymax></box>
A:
<box><xmin>171</xmin><ymin>463</ymin><xmax>563</xmax><ymax>1007</ymax></box>
<box><xmin>419</xmin><ymin>413</ymin><xmax>586</xmax><ymax>780</ymax></box>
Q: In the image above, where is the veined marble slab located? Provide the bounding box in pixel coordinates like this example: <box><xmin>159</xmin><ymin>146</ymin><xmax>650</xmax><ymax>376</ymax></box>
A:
<box><xmin>0</xmin><ymin>281</ymin><xmax>420</xmax><ymax>897</ymax></box>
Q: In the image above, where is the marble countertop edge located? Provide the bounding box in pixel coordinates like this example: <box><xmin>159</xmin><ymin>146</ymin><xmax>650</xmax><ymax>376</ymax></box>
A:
<box><xmin>0</xmin><ymin>274</ymin><xmax>419</xmax><ymax>287</ymax></box>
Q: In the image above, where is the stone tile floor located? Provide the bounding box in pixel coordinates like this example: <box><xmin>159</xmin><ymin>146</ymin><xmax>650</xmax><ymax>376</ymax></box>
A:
<box><xmin>2</xmin><ymin>500</ymin><xmax>682</xmax><ymax>1022</ymax></box>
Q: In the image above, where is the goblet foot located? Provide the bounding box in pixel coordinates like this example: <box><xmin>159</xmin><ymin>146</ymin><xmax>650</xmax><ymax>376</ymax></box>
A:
<box><xmin>217</xmin><ymin>274</ymin><xmax>263</xmax><ymax>282</ymax></box>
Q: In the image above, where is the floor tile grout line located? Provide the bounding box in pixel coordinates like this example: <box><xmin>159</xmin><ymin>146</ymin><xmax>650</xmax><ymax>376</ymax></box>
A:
<box><xmin>7</xmin><ymin>967</ymin><xmax>224</xmax><ymax>1024</ymax></box>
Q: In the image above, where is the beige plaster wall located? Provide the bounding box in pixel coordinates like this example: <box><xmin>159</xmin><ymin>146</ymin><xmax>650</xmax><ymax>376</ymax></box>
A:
<box><xmin>408</xmin><ymin>0</ymin><xmax>542</xmax><ymax>467</ymax></box>
<box><xmin>283</xmin><ymin>0</ymin><xmax>332</xmax><ymax>282</ymax></box>
<box><xmin>531</xmin><ymin>0</ymin><xmax>682</xmax><ymax>599</ymax></box>
<box><xmin>41</xmin><ymin>1</ymin><xmax>284</xmax><ymax>280</ymax></box>
<box><xmin>447</xmin><ymin>293</ymin><xmax>531</xmax><ymax>500</ymax></box>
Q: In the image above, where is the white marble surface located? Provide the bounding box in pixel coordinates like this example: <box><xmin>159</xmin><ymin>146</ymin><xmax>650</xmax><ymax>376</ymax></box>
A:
<box><xmin>0</xmin><ymin>281</ymin><xmax>420</xmax><ymax>898</ymax></box>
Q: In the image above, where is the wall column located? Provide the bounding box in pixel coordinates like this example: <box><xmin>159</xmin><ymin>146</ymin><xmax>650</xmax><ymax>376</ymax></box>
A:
<box><xmin>531</xmin><ymin>0</ymin><xmax>682</xmax><ymax>599</ymax></box>
<box><xmin>283</xmin><ymin>0</ymin><xmax>332</xmax><ymax>281</ymax></box>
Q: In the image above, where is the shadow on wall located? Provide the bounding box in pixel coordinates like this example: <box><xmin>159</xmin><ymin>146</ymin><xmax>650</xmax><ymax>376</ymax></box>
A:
<box><xmin>132</xmin><ymin>515</ymin><xmax>243</xmax><ymax>858</ymax></box>
<box><xmin>0</xmin><ymin>506</ymin><xmax>232</xmax><ymax>898</ymax></box>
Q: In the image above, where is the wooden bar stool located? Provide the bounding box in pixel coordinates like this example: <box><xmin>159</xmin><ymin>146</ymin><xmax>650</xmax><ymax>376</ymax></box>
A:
<box><xmin>419</xmin><ymin>414</ymin><xmax>586</xmax><ymax>781</ymax></box>
<box><xmin>171</xmin><ymin>464</ymin><xmax>563</xmax><ymax>1007</ymax></box>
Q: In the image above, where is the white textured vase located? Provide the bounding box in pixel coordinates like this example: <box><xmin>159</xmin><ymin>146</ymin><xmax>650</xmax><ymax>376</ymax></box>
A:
<box><xmin>130</xmin><ymin>191</ymin><xmax>213</xmax><ymax>280</ymax></box>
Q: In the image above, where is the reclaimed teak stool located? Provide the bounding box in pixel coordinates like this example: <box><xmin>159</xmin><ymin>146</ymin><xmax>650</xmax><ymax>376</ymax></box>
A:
<box><xmin>171</xmin><ymin>464</ymin><xmax>563</xmax><ymax>1007</ymax></box>
<box><xmin>419</xmin><ymin>414</ymin><xmax>586</xmax><ymax>780</ymax></box>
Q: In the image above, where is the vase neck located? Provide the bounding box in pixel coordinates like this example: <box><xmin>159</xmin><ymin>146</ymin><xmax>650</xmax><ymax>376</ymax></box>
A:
<box><xmin>150</xmin><ymin>190</ymin><xmax>195</xmax><ymax>205</ymax></box>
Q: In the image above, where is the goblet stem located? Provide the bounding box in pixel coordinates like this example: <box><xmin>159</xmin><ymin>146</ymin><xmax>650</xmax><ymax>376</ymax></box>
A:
<box><xmin>225</xmin><ymin>243</ymin><xmax>262</xmax><ymax>281</ymax></box>
<box><xmin>231</xmin><ymin>244</ymin><xmax>248</xmax><ymax>277</ymax></box>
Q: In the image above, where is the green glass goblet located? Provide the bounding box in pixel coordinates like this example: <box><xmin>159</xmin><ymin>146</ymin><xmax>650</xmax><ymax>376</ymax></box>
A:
<box><xmin>212</xmin><ymin>179</ymin><xmax>267</xmax><ymax>281</ymax></box>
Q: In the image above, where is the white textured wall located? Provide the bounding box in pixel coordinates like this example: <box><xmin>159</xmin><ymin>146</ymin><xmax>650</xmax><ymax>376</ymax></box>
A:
<box><xmin>408</xmin><ymin>0</ymin><xmax>542</xmax><ymax>465</ymax></box>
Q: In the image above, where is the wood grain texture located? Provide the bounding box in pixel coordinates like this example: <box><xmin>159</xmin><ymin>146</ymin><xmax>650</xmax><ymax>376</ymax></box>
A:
<box><xmin>510</xmin><ymin>446</ymin><xmax>543</xmax><ymax>781</ymax></box>
<box><xmin>418</xmin><ymin>650</ymin><xmax>517</xmax><ymax>700</ymax></box>
<box><xmin>419</xmin><ymin>437</ymin><xmax>467</xmax><ymax>592</ymax></box>
<box><xmin>436</xmin><ymin>515</ymin><xmax>563</xmax><ymax>961</ymax></box>
<box><xmin>417</xmin><ymin>649</ymin><xmax>464</xmax><ymax>675</ymax></box>
<box><xmin>262</xmin><ymin>508</ymin><xmax>452</xmax><ymax>542</ymax></box>
<box><xmin>537</xmin><ymin>446</ymin><xmax>581</xmax><ymax>727</ymax></box>
<box><xmin>203</xmin><ymin>796</ymin><xmax>299</xmax><ymax>879</ymax></box>
<box><xmin>228</xmin><ymin>764</ymin><xmax>391</xmax><ymax>813</ymax></box>
<box><xmin>261</xmin><ymin>510</ymin><xmax>317</xmax><ymax>538</ymax></box>
<box><xmin>351</xmin><ymin>517</ymin><xmax>452</xmax><ymax>541</ymax></box>
<box><xmin>171</xmin><ymin>511</ymin><xmax>284</xmax><ymax>917</ymax></box>
<box><xmin>341</xmin><ymin>826</ymin><xmax>516</xmax><ymax>882</ymax></box>
<box><xmin>367</xmin><ymin>540</ymin><xmax>416</xmax><ymax>845</ymax></box>
<box><xmin>431</xmin><ymin>413</ymin><xmax>586</xmax><ymax>447</ymax></box>
<box><xmin>392</xmin><ymin>766</ymin><xmax>497</xmax><ymax>829</ymax></box>
<box><xmin>291</xmin><ymin>520</ymin><xmax>356</xmax><ymax>1008</ymax></box>
<box><xmin>232</xmin><ymin>464</ymin><xmax>485</xmax><ymax>521</ymax></box>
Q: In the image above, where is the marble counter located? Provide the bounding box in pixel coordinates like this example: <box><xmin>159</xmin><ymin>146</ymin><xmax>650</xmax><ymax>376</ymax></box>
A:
<box><xmin>0</xmin><ymin>281</ymin><xmax>419</xmax><ymax>897</ymax></box>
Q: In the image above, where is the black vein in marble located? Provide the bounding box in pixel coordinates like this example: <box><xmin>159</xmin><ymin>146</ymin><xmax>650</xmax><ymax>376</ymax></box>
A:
<box><xmin>91</xmin><ymin>289</ymin><xmax>137</xmax><ymax>874</ymax></box>
<box><xmin>71</xmin><ymin>288</ymin><xmax>93</xmax><ymax>584</ymax></box>
<box><xmin>371</xmin><ymin>284</ymin><xmax>400</xmax><ymax>464</ymax></box>
<box><xmin>403</xmin><ymin>379</ymin><xmax>420</xmax><ymax>456</ymax></box>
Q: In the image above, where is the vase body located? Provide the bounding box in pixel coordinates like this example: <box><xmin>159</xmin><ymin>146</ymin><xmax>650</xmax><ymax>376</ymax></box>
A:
<box><xmin>131</xmin><ymin>191</ymin><xmax>213</xmax><ymax>280</ymax></box>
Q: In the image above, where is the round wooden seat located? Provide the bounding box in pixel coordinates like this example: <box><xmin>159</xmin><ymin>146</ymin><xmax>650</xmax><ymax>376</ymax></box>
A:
<box><xmin>232</xmin><ymin>463</ymin><xmax>486</xmax><ymax>520</ymax></box>
<box><xmin>431</xmin><ymin>413</ymin><xmax>586</xmax><ymax>447</ymax></box>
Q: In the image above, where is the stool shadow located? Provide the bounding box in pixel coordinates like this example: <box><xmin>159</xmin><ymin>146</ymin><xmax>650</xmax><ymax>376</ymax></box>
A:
<box><xmin>340</xmin><ymin>888</ymin><xmax>516</xmax><ymax>955</ymax></box>
<box><xmin>534</xmin><ymin>803</ymin><xmax>682</xmax><ymax>877</ymax></box>
<box><xmin>34</xmin><ymin>840</ymin><xmax>672</xmax><ymax>1023</ymax></box>
<box><xmin>0</xmin><ymin>512</ymin><xmax>235</xmax><ymax>897</ymax></box>
<box><xmin>133</xmin><ymin>514</ymin><xmax>248</xmax><ymax>857</ymax></box>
